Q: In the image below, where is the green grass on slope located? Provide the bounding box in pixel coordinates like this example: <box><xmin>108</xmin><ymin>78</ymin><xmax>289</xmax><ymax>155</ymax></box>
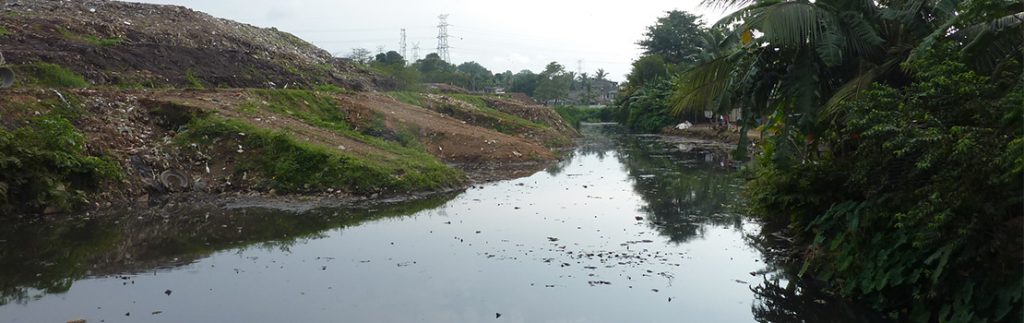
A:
<box><xmin>179</xmin><ymin>90</ymin><xmax>464</xmax><ymax>194</ymax></box>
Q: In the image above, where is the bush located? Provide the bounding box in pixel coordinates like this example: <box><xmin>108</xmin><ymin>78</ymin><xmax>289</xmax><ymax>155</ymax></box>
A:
<box><xmin>0</xmin><ymin>113</ymin><xmax>121</xmax><ymax>214</ymax></box>
<box><xmin>749</xmin><ymin>56</ymin><xmax>1023</xmax><ymax>322</ymax></box>
<box><xmin>614</xmin><ymin>78</ymin><xmax>675</xmax><ymax>133</ymax></box>
<box><xmin>16</xmin><ymin>63</ymin><xmax>89</xmax><ymax>88</ymax></box>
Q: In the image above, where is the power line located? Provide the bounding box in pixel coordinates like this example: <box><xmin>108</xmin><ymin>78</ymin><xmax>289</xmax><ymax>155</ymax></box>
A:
<box><xmin>436</xmin><ymin>14</ymin><xmax>451</xmax><ymax>63</ymax></box>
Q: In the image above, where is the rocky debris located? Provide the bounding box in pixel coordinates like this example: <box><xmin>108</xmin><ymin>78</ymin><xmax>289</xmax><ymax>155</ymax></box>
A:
<box><xmin>0</xmin><ymin>0</ymin><xmax>381</xmax><ymax>89</ymax></box>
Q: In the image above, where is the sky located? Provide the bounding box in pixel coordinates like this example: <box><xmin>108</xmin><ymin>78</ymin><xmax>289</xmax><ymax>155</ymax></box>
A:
<box><xmin>134</xmin><ymin>0</ymin><xmax>730</xmax><ymax>82</ymax></box>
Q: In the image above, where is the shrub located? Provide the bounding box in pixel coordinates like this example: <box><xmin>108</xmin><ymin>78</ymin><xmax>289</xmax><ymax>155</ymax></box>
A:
<box><xmin>0</xmin><ymin>113</ymin><xmax>121</xmax><ymax>214</ymax></box>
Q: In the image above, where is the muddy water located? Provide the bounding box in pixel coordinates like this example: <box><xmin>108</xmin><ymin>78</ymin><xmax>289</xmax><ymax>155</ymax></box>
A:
<box><xmin>0</xmin><ymin>123</ymin><xmax>880</xmax><ymax>323</ymax></box>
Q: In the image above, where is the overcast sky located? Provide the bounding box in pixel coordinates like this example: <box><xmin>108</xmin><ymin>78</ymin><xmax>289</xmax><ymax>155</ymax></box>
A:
<box><xmin>133</xmin><ymin>0</ymin><xmax>729</xmax><ymax>82</ymax></box>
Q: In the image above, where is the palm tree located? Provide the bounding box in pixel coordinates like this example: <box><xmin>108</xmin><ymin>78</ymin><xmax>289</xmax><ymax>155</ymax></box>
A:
<box><xmin>672</xmin><ymin>0</ymin><xmax>1022</xmax><ymax>159</ymax></box>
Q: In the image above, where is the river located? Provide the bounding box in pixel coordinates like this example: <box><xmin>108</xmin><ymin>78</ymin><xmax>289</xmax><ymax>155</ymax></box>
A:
<box><xmin>0</xmin><ymin>123</ymin><xmax>882</xmax><ymax>322</ymax></box>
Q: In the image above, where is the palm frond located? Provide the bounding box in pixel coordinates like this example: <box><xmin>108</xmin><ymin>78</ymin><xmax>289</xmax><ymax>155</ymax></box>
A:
<box><xmin>742</xmin><ymin>2</ymin><xmax>837</xmax><ymax>49</ymax></box>
<box><xmin>839</xmin><ymin>11</ymin><xmax>886</xmax><ymax>55</ymax></box>
<box><xmin>822</xmin><ymin>58</ymin><xmax>899</xmax><ymax>118</ymax></box>
<box><xmin>954</xmin><ymin>12</ymin><xmax>1024</xmax><ymax>72</ymax></box>
<box><xmin>816</xmin><ymin>27</ymin><xmax>846</xmax><ymax>66</ymax></box>
<box><xmin>670</xmin><ymin>51</ymin><xmax>744</xmax><ymax>115</ymax></box>
<box><xmin>712</xmin><ymin>0</ymin><xmax>780</xmax><ymax>28</ymax></box>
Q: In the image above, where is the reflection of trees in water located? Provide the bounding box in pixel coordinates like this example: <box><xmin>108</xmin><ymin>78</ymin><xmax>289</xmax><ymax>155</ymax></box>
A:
<box><xmin>0</xmin><ymin>194</ymin><xmax>455</xmax><ymax>305</ymax></box>
<box><xmin>750</xmin><ymin>274</ymin><xmax>891</xmax><ymax>323</ymax></box>
<box><xmin>616</xmin><ymin>135</ymin><xmax>745</xmax><ymax>243</ymax></box>
<box><xmin>746</xmin><ymin>220</ymin><xmax>890</xmax><ymax>322</ymax></box>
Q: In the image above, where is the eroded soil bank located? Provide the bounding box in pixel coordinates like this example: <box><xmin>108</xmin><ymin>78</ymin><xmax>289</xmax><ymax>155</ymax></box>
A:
<box><xmin>1</xmin><ymin>87</ymin><xmax>577</xmax><ymax>217</ymax></box>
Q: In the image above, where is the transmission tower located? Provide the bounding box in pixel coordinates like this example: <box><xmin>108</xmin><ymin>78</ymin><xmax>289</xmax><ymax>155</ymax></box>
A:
<box><xmin>412</xmin><ymin>42</ymin><xmax>421</xmax><ymax>62</ymax></box>
<box><xmin>400</xmin><ymin>28</ymin><xmax>407</xmax><ymax>62</ymax></box>
<box><xmin>436</xmin><ymin>14</ymin><xmax>451</xmax><ymax>62</ymax></box>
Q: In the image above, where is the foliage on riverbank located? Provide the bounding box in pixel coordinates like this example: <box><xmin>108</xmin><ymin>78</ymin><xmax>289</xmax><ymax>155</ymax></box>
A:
<box><xmin>553</xmin><ymin>106</ymin><xmax>615</xmax><ymax>129</ymax></box>
<box><xmin>749</xmin><ymin>48</ymin><xmax>1022</xmax><ymax>322</ymax></box>
<box><xmin>651</xmin><ymin>0</ymin><xmax>1024</xmax><ymax>321</ymax></box>
<box><xmin>0</xmin><ymin>98</ymin><xmax>121</xmax><ymax>214</ymax></box>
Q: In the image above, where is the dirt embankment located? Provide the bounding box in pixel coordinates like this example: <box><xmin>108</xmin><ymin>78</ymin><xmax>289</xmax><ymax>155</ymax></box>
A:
<box><xmin>0</xmin><ymin>0</ymin><xmax>385</xmax><ymax>90</ymax></box>
<box><xmin>1</xmin><ymin>87</ymin><xmax>573</xmax><ymax>214</ymax></box>
<box><xmin>0</xmin><ymin>0</ymin><xmax>580</xmax><ymax>216</ymax></box>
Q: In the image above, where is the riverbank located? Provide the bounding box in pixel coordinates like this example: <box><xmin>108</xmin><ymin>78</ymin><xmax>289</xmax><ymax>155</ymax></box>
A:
<box><xmin>660</xmin><ymin>123</ymin><xmax>761</xmax><ymax>144</ymax></box>
<box><xmin>0</xmin><ymin>86</ymin><xmax>575</xmax><ymax>217</ymax></box>
<box><xmin>0</xmin><ymin>0</ymin><xmax>577</xmax><ymax>217</ymax></box>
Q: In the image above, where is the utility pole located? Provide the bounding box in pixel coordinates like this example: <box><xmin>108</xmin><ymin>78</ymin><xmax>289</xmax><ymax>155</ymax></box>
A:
<box><xmin>377</xmin><ymin>46</ymin><xmax>385</xmax><ymax>55</ymax></box>
<box><xmin>577</xmin><ymin>59</ymin><xmax>584</xmax><ymax>76</ymax></box>
<box><xmin>436</xmin><ymin>14</ymin><xmax>451</xmax><ymax>63</ymax></box>
<box><xmin>400</xmin><ymin>28</ymin><xmax>407</xmax><ymax>62</ymax></box>
<box><xmin>412</xmin><ymin>42</ymin><xmax>421</xmax><ymax>62</ymax></box>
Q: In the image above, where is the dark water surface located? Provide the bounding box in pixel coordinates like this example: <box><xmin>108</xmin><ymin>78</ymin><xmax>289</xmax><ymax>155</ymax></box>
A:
<box><xmin>0</xmin><ymin>124</ymin><xmax>879</xmax><ymax>322</ymax></box>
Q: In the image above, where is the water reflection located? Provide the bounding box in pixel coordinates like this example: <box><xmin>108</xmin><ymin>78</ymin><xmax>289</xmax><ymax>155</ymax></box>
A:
<box><xmin>0</xmin><ymin>123</ymin><xmax>882</xmax><ymax>322</ymax></box>
<box><xmin>0</xmin><ymin>194</ymin><xmax>455</xmax><ymax>306</ymax></box>
<box><xmin>575</xmin><ymin>124</ymin><xmax>745</xmax><ymax>243</ymax></box>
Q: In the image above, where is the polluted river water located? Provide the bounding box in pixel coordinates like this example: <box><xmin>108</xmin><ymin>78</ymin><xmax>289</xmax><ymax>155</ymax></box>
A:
<box><xmin>0</xmin><ymin>123</ymin><xmax>882</xmax><ymax>322</ymax></box>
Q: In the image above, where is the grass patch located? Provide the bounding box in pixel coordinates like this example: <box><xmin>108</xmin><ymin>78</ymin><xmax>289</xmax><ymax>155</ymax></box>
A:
<box><xmin>314</xmin><ymin>83</ymin><xmax>348</xmax><ymax>93</ymax></box>
<box><xmin>14</xmin><ymin>63</ymin><xmax>89</xmax><ymax>88</ymax></box>
<box><xmin>0</xmin><ymin>26</ymin><xmax>9</xmax><ymax>37</ymax></box>
<box><xmin>246</xmin><ymin>89</ymin><xmax>441</xmax><ymax>157</ymax></box>
<box><xmin>185</xmin><ymin>70</ymin><xmax>204</xmax><ymax>89</ymax></box>
<box><xmin>387</xmin><ymin>91</ymin><xmax>424</xmax><ymax>106</ymax></box>
<box><xmin>57</xmin><ymin>27</ymin><xmax>121</xmax><ymax>47</ymax></box>
<box><xmin>0</xmin><ymin>104</ymin><xmax>121</xmax><ymax>214</ymax></box>
<box><xmin>177</xmin><ymin>117</ymin><xmax>462</xmax><ymax>194</ymax></box>
<box><xmin>448</xmin><ymin>94</ymin><xmax>549</xmax><ymax>130</ymax></box>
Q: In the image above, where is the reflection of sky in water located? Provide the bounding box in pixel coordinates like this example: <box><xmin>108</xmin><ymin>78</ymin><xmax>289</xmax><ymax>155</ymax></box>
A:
<box><xmin>0</xmin><ymin>124</ymin><xmax>879</xmax><ymax>323</ymax></box>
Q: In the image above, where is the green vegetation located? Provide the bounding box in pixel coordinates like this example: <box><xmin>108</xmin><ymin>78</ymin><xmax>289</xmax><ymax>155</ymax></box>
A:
<box><xmin>14</xmin><ymin>63</ymin><xmax>89</xmax><ymax>88</ymax></box>
<box><xmin>314</xmin><ymin>83</ymin><xmax>348</xmax><ymax>93</ymax></box>
<box><xmin>553</xmin><ymin>106</ymin><xmax>615</xmax><ymax>129</ymax></box>
<box><xmin>0</xmin><ymin>26</ymin><xmax>9</xmax><ymax>37</ymax></box>
<box><xmin>532</xmin><ymin>62</ymin><xmax>572</xmax><ymax>105</ymax></box>
<box><xmin>387</xmin><ymin>91</ymin><xmax>424</xmax><ymax>106</ymax></box>
<box><xmin>612</xmin><ymin>10</ymin><xmax>709</xmax><ymax>133</ymax></box>
<box><xmin>651</xmin><ymin>0</ymin><xmax>1024</xmax><ymax>321</ymax></box>
<box><xmin>180</xmin><ymin>89</ymin><xmax>464</xmax><ymax>194</ymax></box>
<box><xmin>0</xmin><ymin>101</ymin><xmax>121</xmax><ymax>214</ymax></box>
<box><xmin>178</xmin><ymin>117</ymin><xmax>461</xmax><ymax>194</ymax></box>
<box><xmin>185</xmin><ymin>69</ymin><xmax>204</xmax><ymax>89</ymax></box>
<box><xmin>57</xmin><ymin>27</ymin><xmax>122</xmax><ymax>47</ymax></box>
<box><xmin>750</xmin><ymin>53</ymin><xmax>1021</xmax><ymax>323</ymax></box>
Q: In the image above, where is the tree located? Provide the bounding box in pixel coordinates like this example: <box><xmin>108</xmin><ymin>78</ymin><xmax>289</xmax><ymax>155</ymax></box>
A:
<box><xmin>510</xmin><ymin>69</ymin><xmax>539</xmax><ymax>96</ymax></box>
<box><xmin>638</xmin><ymin>10</ymin><xmax>708</xmax><ymax>66</ymax></box>
<box><xmin>594</xmin><ymin>69</ymin><xmax>608</xmax><ymax>81</ymax></box>
<box><xmin>534</xmin><ymin>62</ymin><xmax>571</xmax><ymax>105</ymax></box>
<box><xmin>374</xmin><ymin>51</ymin><xmax>406</xmax><ymax>66</ymax></box>
<box><xmin>371</xmin><ymin>51</ymin><xmax>418</xmax><ymax>90</ymax></box>
<box><xmin>456</xmin><ymin>61</ymin><xmax>494</xmax><ymax>91</ymax></box>
<box><xmin>347</xmin><ymin>48</ymin><xmax>373</xmax><ymax>64</ymax></box>
<box><xmin>625</xmin><ymin>55</ymin><xmax>669</xmax><ymax>87</ymax></box>
<box><xmin>673</xmin><ymin>1</ymin><xmax>1024</xmax><ymax>321</ymax></box>
<box><xmin>494</xmin><ymin>70</ymin><xmax>514</xmax><ymax>89</ymax></box>
<box><xmin>673</xmin><ymin>0</ymin><xmax>1023</xmax><ymax>159</ymax></box>
<box><xmin>414</xmin><ymin>53</ymin><xmax>457</xmax><ymax>83</ymax></box>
